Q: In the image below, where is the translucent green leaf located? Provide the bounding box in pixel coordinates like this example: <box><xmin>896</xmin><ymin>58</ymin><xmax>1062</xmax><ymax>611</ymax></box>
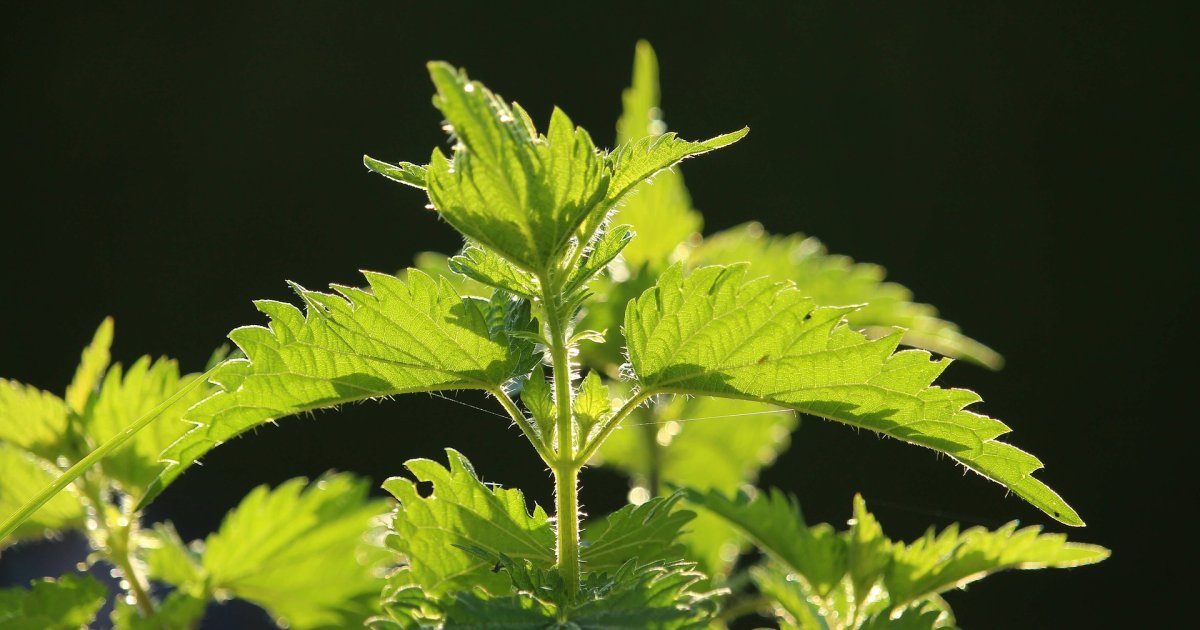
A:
<box><xmin>146</xmin><ymin>270</ymin><xmax>535</xmax><ymax>503</ymax></box>
<box><xmin>847</xmin><ymin>495</ymin><xmax>890</xmax><ymax>601</ymax></box>
<box><xmin>0</xmin><ymin>380</ymin><xmax>69</xmax><ymax>462</ymax></box>
<box><xmin>203</xmin><ymin>474</ymin><xmax>389</xmax><ymax>629</ymax></box>
<box><xmin>447</xmin><ymin>244</ymin><xmax>539</xmax><ymax>299</ymax></box>
<box><xmin>685</xmin><ymin>487</ymin><xmax>847</xmax><ymax>597</ymax></box>
<box><xmin>605</xmin><ymin>128</ymin><xmax>747</xmax><ymax>211</ymax></box>
<box><xmin>363</xmin><ymin>156</ymin><xmax>428</xmax><ymax>189</ymax></box>
<box><xmin>65</xmin><ymin>317</ymin><xmax>114</xmax><ymax>414</ymax></box>
<box><xmin>691</xmin><ymin>223</ymin><xmax>1002</xmax><ymax>369</ymax></box>
<box><xmin>708</xmin><ymin>493</ymin><xmax>1104</xmax><ymax>629</ymax></box>
<box><xmin>600</xmin><ymin>396</ymin><xmax>794</xmax><ymax>494</ymax></box>
<box><xmin>111</xmin><ymin>590</ymin><xmax>206</xmax><ymax>630</ymax></box>
<box><xmin>0</xmin><ymin>443</ymin><xmax>84</xmax><ymax>548</ymax></box>
<box><xmin>860</xmin><ymin>603</ymin><xmax>958</xmax><ymax>630</ymax></box>
<box><xmin>423</xmin><ymin>63</ymin><xmax>610</xmax><ymax>273</ymax></box>
<box><xmin>137</xmin><ymin>522</ymin><xmax>204</xmax><ymax>593</ymax></box>
<box><xmin>432</xmin><ymin>558</ymin><xmax>719</xmax><ymax>630</ymax></box>
<box><xmin>411</xmin><ymin>251</ymin><xmax>492</xmax><ymax>298</ymax></box>
<box><xmin>562</xmin><ymin>224</ymin><xmax>635</xmax><ymax>299</ymax></box>
<box><xmin>381</xmin><ymin>449</ymin><xmax>555</xmax><ymax>597</ymax></box>
<box><xmin>581</xmin><ymin>493</ymin><xmax>694</xmax><ymax>572</ymax></box>
<box><xmin>518</xmin><ymin>370</ymin><xmax>556</xmax><ymax>444</ymax></box>
<box><xmin>577</xmin><ymin>270</ymin><xmax>657</xmax><ymax>373</ymax></box>
<box><xmin>572</xmin><ymin>371</ymin><xmax>613</xmax><ymax>444</ymax></box>
<box><xmin>595</xmin><ymin>395</ymin><xmax>796</xmax><ymax>576</ymax></box>
<box><xmin>83</xmin><ymin>356</ymin><xmax>210</xmax><ymax>501</ymax></box>
<box><xmin>627</xmin><ymin>264</ymin><xmax>1081</xmax><ymax>525</ymax></box>
<box><xmin>751</xmin><ymin>563</ymin><xmax>833</xmax><ymax>630</ymax></box>
<box><xmin>884</xmin><ymin>517</ymin><xmax>1109</xmax><ymax>607</ymax></box>
<box><xmin>0</xmin><ymin>573</ymin><xmax>106</xmax><ymax>630</ymax></box>
<box><xmin>376</xmin><ymin>62</ymin><xmax>740</xmax><ymax>277</ymax></box>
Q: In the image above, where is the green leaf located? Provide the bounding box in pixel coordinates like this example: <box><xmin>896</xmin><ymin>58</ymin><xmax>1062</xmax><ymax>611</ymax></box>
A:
<box><xmin>137</xmin><ymin>522</ymin><xmax>204</xmax><ymax>593</ymax></box>
<box><xmin>608</xmin><ymin>41</ymin><xmax>706</xmax><ymax>269</ymax></box>
<box><xmin>572</xmin><ymin>371</ymin><xmax>613</xmax><ymax>444</ymax></box>
<box><xmin>65</xmin><ymin>317</ymin><xmax>114</xmax><ymax>414</ymax></box>
<box><xmin>519</xmin><ymin>370</ymin><xmax>556</xmax><ymax>443</ymax></box>
<box><xmin>577</xmin><ymin>269</ymin><xmax>658</xmax><ymax>373</ymax></box>
<box><xmin>363</xmin><ymin>156</ymin><xmax>428</xmax><ymax>189</ymax></box>
<box><xmin>595</xmin><ymin>395</ymin><xmax>796</xmax><ymax>576</ymax></box>
<box><xmin>83</xmin><ymin>356</ymin><xmax>211</xmax><ymax>501</ymax></box>
<box><xmin>435</xmin><ymin>558</ymin><xmax>720</xmax><ymax>630</ymax></box>
<box><xmin>0</xmin><ymin>380</ymin><xmax>69</xmax><ymax>462</ymax></box>
<box><xmin>381</xmin><ymin>449</ymin><xmax>555</xmax><ymax>597</ymax></box>
<box><xmin>605</xmin><ymin>128</ymin><xmax>747</xmax><ymax>212</ymax></box>
<box><xmin>582</xmin><ymin>493</ymin><xmax>694</xmax><ymax>572</ymax></box>
<box><xmin>411</xmin><ymin>251</ymin><xmax>493</xmax><ymax>298</ymax></box>
<box><xmin>627</xmin><ymin>264</ymin><xmax>1081</xmax><ymax>525</ymax></box>
<box><xmin>750</xmin><ymin>563</ymin><xmax>833</xmax><ymax>630</ymax></box>
<box><xmin>0</xmin><ymin>573</ymin><xmax>106</xmax><ymax>630</ymax></box>
<box><xmin>146</xmin><ymin>270</ymin><xmax>535</xmax><ymax>503</ymax></box>
<box><xmin>447</xmin><ymin>244</ymin><xmax>539</xmax><ymax>299</ymax></box>
<box><xmin>111</xmin><ymin>590</ymin><xmax>206</xmax><ymax>630</ymax></box>
<box><xmin>601</xmin><ymin>396</ymin><xmax>795</xmax><ymax>494</ymax></box>
<box><xmin>202</xmin><ymin>473</ymin><xmax>389</xmax><ymax>629</ymax></box>
<box><xmin>562</xmin><ymin>223</ymin><xmax>635</xmax><ymax>298</ymax></box>
<box><xmin>685</xmin><ymin>487</ymin><xmax>847</xmax><ymax>597</ymax></box>
<box><xmin>0</xmin><ymin>444</ymin><xmax>84</xmax><ymax>548</ymax></box>
<box><xmin>860</xmin><ymin>603</ymin><xmax>958</xmax><ymax>630</ymax></box>
<box><xmin>711</xmin><ymin>493</ymin><xmax>1104</xmax><ymax>628</ymax></box>
<box><xmin>884</xmin><ymin>518</ymin><xmax>1109</xmax><ymax>607</ymax></box>
<box><xmin>424</xmin><ymin>62</ymin><xmax>610</xmax><ymax>273</ymax></box>
<box><xmin>691</xmin><ymin>223</ymin><xmax>1003</xmax><ymax>369</ymax></box>
<box><xmin>846</xmin><ymin>494</ymin><xmax>891</xmax><ymax>602</ymax></box>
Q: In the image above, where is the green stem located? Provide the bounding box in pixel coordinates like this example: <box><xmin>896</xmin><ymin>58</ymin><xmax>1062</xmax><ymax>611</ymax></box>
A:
<box><xmin>0</xmin><ymin>368</ymin><xmax>216</xmax><ymax>545</ymax></box>
<box><xmin>554</xmin><ymin>463</ymin><xmax>580</xmax><ymax>600</ymax></box>
<box><xmin>574</xmin><ymin>388</ymin><xmax>653</xmax><ymax>466</ymax></box>
<box><xmin>79</xmin><ymin>478</ymin><xmax>155</xmax><ymax>618</ymax></box>
<box><xmin>639</xmin><ymin>415</ymin><xmax>662</xmax><ymax>495</ymax></box>
<box><xmin>492</xmin><ymin>387</ymin><xmax>556</xmax><ymax>467</ymax></box>
<box><xmin>542</xmin><ymin>280</ymin><xmax>581</xmax><ymax>597</ymax></box>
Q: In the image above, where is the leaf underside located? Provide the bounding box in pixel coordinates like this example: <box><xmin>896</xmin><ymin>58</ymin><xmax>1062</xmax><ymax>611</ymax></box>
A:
<box><xmin>202</xmin><ymin>474</ymin><xmax>390</xmax><ymax>629</ymax></box>
<box><xmin>627</xmin><ymin>263</ymin><xmax>1081</xmax><ymax>525</ymax></box>
<box><xmin>144</xmin><ymin>270</ymin><xmax>535</xmax><ymax>504</ymax></box>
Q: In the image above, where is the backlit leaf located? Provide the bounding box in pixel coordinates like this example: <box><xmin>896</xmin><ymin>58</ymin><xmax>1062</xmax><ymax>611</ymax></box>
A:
<box><xmin>203</xmin><ymin>474</ymin><xmax>389</xmax><ymax>629</ymax></box>
<box><xmin>146</xmin><ymin>270</ymin><xmax>536</xmax><ymax>503</ymax></box>
<box><xmin>627</xmin><ymin>264</ymin><xmax>1081</xmax><ymax>525</ymax></box>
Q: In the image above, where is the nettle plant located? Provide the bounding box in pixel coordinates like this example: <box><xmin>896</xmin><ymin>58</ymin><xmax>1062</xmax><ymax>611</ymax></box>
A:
<box><xmin>0</xmin><ymin>43</ymin><xmax>1106</xmax><ymax>629</ymax></box>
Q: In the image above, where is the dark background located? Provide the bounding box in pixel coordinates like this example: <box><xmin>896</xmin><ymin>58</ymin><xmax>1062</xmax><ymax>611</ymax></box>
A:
<box><xmin>1</xmin><ymin>2</ymin><xmax>1193</xmax><ymax>628</ymax></box>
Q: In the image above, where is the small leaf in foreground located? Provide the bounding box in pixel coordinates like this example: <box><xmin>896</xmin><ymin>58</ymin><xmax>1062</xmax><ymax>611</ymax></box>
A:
<box><xmin>381</xmin><ymin>449</ymin><xmax>555</xmax><ymax>597</ymax></box>
<box><xmin>0</xmin><ymin>573</ymin><xmax>106</xmax><ymax>630</ymax></box>
<box><xmin>202</xmin><ymin>474</ymin><xmax>390</xmax><ymax>629</ymax></box>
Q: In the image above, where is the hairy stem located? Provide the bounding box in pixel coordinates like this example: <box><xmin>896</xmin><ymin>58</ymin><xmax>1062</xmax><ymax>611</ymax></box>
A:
<box><xmin>542</xmin><ymin>281</ymin><xmax>581</xmax><ymax>596</ymax></box>
<box><xmin>554</xmin><ymin>463</ymin><xmax>580</xmax><ymax>601</ymax></box>
<box><xmin>80</xmin><ymin>476</ymin><xmax>155</xmax><ymax>617</ymax></box>
<box><xmin>574</xmin><ymin>388</ymin><xmax>653</xmax><ymax>466</ymax></box>
<box><xmin>492</xmin><ymin>387</ymin><xmax>556</xmax><ymax>467</ymax></box>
